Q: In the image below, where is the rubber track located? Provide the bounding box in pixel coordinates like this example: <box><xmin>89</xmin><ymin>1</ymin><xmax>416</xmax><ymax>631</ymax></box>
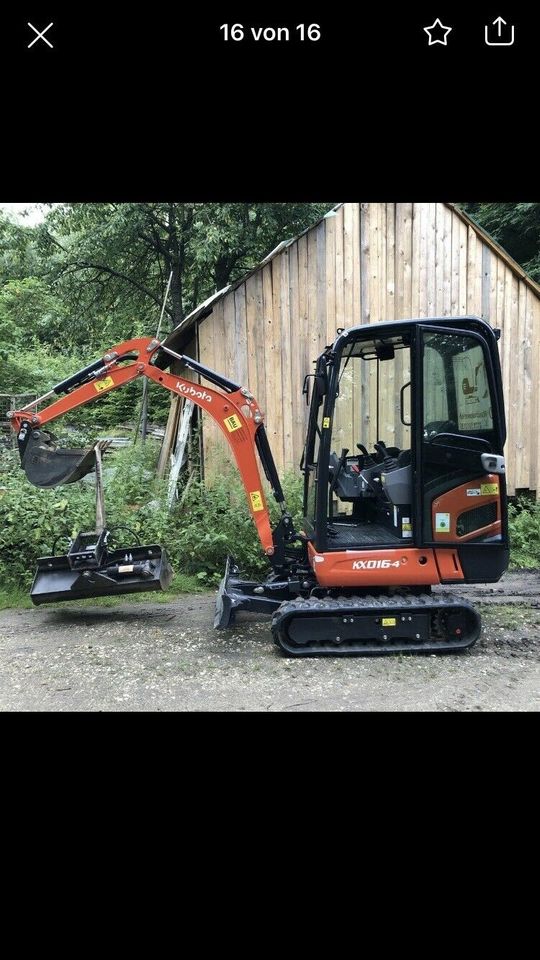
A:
<box><xmin>271</xmin><ymin>591</ymin><xmax>481</xmax><ymax>657</ymax></box>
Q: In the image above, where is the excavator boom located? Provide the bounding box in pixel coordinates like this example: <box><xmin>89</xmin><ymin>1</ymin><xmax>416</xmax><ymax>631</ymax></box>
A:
<box><xmin>10</xmin><ymin>336</ymin><xmax>286</xmax><ymax>560</ymax></box>
<box><xmin>10</xmin><ymin>335</ymin><xmax>301</xmax><ymax>610</ymax></box>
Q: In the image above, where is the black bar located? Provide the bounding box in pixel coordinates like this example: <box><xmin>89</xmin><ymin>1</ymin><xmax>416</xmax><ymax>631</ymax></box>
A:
<box><xmin>53</xmin><ymin>359</ymin><xmax>105</xmax><ymax>395</ymax></box>
<box><xmin>376</xmin><ymin>358</ymin><xmax>380</xmax><ymax>442</ymax></box>
<box><xmin>315</xmin><ymin>356</ymin><xmax>338</xmax><ymax>554</ymax></box>
<box><xmin>400</xmin><ymin>381</ymin><xmax>411</xmax><ymax>426</ymax></box>
<box><xmin>154</xmin><ymin>348</ymin><xmax>241</xmax><ymax>393</ymax></box>
<box><xmin>255</xmin><ymin>424</ymin><xmax>285</xmax><ymax>503</ymax></box>
<box><xmin>413</xmin><ymin>326</ymin><xmax>424</xmax><ymax>547</ymax></box>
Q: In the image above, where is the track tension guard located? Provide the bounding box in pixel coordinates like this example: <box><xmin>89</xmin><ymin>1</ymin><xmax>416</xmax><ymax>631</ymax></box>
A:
<box><xmin>30</xmin><ymin>442</ymin><xmax>173</xmax><ymax>605</ymax></box>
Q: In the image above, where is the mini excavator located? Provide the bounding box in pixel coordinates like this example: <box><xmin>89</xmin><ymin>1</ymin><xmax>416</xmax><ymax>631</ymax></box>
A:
<box><xmin>9</xmin><ymin>316</ymin><xmax>508</xmax><ymax>656</ymax></box>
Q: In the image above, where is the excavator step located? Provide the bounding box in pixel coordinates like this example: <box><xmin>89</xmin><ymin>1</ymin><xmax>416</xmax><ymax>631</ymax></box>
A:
<box><xmin>271</xmin><ymin>592</ymin><xmax>481</xmax><ymax>657</ymax></box>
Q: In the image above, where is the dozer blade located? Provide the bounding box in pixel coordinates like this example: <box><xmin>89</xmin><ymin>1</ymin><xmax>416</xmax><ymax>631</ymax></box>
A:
<box><xmin>21</xmin><ymin>429</ymin><xmax>97</xmax><ymax>488</ymax></box>
<box><xmin>214</xmin><ymin>555</ymin><xmax>293</xmax><ymax>628</ymax></box>
<box><xmin>30</xmin><ymin>543</ymin><xmax>173</xmax><ymax>605</ymax></box>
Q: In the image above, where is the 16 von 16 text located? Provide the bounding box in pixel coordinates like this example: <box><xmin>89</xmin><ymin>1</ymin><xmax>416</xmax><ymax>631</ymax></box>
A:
<box><xmin>219</xmin><ymin>24</ymin><xmax>321</xmax><ymax>42</ymax></box>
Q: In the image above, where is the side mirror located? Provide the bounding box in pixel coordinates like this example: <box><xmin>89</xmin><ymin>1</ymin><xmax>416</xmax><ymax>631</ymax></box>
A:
<box><xmin>376</xmin><ymin>343</ymin><xmax>395</xmax><ymax>361</ymax></box>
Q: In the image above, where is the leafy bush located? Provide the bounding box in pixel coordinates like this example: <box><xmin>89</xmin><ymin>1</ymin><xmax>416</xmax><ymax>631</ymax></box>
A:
<box><xmin>170</xmin><ymin>477</ymin><xmax>266</xmax><ymax>583</ymax></box>
<box><xmin>156</xmin><ymin>472</ymin><xmax>304</xmax><ymax>585</ymax></box>
<box><xmin>0</xmin><ymin>442</ymin><xmax>163</xmax><ymax>588</ymax></box>
<box><xmin>0</xmin><ymin>440</ymin><xmax>305</xmax><ymax>592</ymax></box>
<box><xmin>1</xmin><ymin>340</ymin><xmax>86</xmax><ymax>396</ymax></box>
<box><xmin>0</xmin><ymin>449</ymin><xmax>96</xmax><ymax>588</ymax></box>
<box><xmin>507</xmin><ymin>498</ymin><xmax>540</xmax><ymax>568</ymax></box>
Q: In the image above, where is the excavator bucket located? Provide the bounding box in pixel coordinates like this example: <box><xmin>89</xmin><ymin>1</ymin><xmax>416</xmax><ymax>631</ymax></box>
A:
<box><xmin>26</xmin><ymin>437</ymin><xmax>174</xmax><ymax>603</ymax></box>
<box><xmin>21</xmin><ymin>429</ymin><xmax>97</xmax><ymax>488</ymax></box>
<box><xmin>30</xmin><ymin>534</ymin><xmax>173</xmax><ymax>605</ymax></box>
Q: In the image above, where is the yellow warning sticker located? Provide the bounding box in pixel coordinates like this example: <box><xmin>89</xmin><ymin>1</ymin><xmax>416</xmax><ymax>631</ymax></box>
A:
<box><xmin>94</xmin><ymin>376</ymin><xmax>114</xmax><ymax>392</ymax></box>
<box><xmin>382</xmin><ymin>618</ymin><xmax>396</xmax><ymax>627</ymax></box>
<box><xmin>323</xmin><ymin>417</ymin><xmax>331</xmax><ymax>429</ymax></box>
<box><xmin>250</xmin><ymin>490</ymin><xmax>264</xmax><ymax>512</ymax></box>
<box><xmin>481</xmin><ymin>483</ymin><xmax>499</xmax><ymax>496</ymax></box>
<box><xmin>224</xmin><ymin>414</ymin><xmax>242</xmax><ymax>432</ymax></box>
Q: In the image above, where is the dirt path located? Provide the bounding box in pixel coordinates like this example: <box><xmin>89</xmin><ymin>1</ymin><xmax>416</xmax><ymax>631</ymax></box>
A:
<box><xmin>1</xmin><ymin>572</ymin><xmax>539</xmax><ymax>711</ymax></box>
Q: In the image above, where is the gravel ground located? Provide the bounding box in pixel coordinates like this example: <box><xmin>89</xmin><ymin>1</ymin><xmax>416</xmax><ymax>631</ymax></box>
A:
<box><xmin>1</xmin><ymin>571</ymin><xmax>539</xmax><ymax>711</ymax></box>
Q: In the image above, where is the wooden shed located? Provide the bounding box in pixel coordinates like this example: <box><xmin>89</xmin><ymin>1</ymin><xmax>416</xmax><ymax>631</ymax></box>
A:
<box><xmin>169</xmin><ymin>203</ymin><xmax>540</xmax><ymax>497</ymax></box>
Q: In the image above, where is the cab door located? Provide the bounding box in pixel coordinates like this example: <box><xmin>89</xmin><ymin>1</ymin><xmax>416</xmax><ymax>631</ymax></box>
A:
<box><xmin>417</xmin><ymin>323</ymin><xmax>508</xmax><ymax>581</ymax></box>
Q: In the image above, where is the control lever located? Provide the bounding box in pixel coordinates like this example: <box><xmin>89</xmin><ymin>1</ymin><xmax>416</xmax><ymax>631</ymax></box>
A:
<box><xmin>375</xmin><ymin>440</ymin><xmax>399</xmax><ymax>472</ymax></box>
<box><xmin>357</xmin><ymin>443</ymin><xmax>375</xmax><ymax>467</ymax></box>
<box><xmin>328</xmin><ymin>447</ymin><xmax>349</xmax><ymax>521</ymax></box>
<box><xmin>331</xmin><ymin>448</ymin><xmax>349</xmax><ymax>491</ymax></box>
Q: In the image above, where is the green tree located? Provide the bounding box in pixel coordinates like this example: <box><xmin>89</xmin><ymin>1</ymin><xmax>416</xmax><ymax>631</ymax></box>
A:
<box><xmin>38</xmin><ymin>202</ymin><xmax>332</xmax><ymax>341</ymax></box>
<box><xmin>0</xmin><ymin>214</ymin><xmax>42</xmax><ymax>283</ymax></box>
<box><xmin>460</xmin><ymin>202</ymin><xmax>540</xmax><ymax>282</ymax></box>
<box><xmin>1</xmin><ymin>203</ymin><xmax>333</xmax><ymax>427</ymax></box>
<box><xmin>0</xmin><ymin>276</ymin><xmax>71</xmax><ymax>393</ymax></box>
<box><xmin>0</xmin><ymin>277</ymin><xmax>67</xmax><ymax>346</ymax></box>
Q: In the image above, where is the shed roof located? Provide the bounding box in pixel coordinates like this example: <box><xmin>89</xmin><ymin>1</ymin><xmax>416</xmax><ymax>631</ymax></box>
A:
<box><xmin>162</xmin><ymin>202</ymin><xmax>540</xmax><ymax>352</ymax></box>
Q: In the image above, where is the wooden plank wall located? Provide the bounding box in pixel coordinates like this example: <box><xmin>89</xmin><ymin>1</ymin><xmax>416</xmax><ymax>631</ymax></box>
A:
<box><xmin>196</xmin><ymin>203</ymin><xmax>540</xmax><ymax>496</ymax></box>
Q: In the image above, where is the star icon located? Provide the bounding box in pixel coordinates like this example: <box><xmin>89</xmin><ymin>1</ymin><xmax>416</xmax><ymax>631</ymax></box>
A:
<box><xmin>423</xmin><ymin>18</ymin><xmax>452</xmax><ymax>45</ymax></box>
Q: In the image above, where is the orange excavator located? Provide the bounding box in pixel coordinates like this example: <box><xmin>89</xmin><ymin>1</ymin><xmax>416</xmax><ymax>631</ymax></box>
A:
<box><xmin>9</xmin><ymin>316</ymin><xmax>508</xmax><ymax>655</ymax></box>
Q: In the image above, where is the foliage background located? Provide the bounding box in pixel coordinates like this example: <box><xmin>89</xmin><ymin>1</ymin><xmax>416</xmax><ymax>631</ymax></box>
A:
<box><xmin>0</xmin><ymin>202</ymin><xmax>328</xmax><ymax>597</ymax></box>
<box><xmin>1</xmin><ymin>201</ymin><xmax>539</xmax><ymax>600</ymax></box>
<box><xmin>460</xmin><ymin>203</ymin><xmax>540</xmax><ymax>283</ymax></box>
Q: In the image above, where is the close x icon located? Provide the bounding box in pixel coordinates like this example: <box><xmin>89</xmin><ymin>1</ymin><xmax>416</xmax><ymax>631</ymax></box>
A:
<box><xmin>27</xmin><ymin>22</ymin><xmax>54</xmax><ymax>48</ymax></box>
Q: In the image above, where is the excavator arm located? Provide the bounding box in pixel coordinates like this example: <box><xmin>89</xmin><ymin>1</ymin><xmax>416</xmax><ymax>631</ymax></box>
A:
<box><xmin>10</xmin><ymin>336</ymin><xmax>293</xmax><ymax>560</ymax></box>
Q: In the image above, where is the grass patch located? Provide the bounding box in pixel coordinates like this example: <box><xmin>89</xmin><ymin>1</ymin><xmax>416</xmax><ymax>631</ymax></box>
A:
<box><xmin>0</xmin><ymin>587</ymin><xmax>34</xmax><ymax>611</ymax></box>
<box><xmin>478</xmin><ymin>603</ymin><xmax>540</xmax><ymax>628</ymax></box>
<box><xmin>0</xmin><ymin>573</ymin><xmax>209</xmax><ymax>612</ymax></box>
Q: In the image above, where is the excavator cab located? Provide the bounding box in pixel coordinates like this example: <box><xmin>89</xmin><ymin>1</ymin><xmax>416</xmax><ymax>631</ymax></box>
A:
<box><xmin>303</xmin><ymin>316</ymin><xmax>508</xmax><ymax>580</ymax></box>
<box><xmin>216</xmin><ymin>316</ymin><xmax>509</xmax><ymax>655</ymax></box>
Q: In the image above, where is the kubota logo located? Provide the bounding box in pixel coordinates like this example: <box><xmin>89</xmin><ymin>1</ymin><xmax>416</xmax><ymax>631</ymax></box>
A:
<box><xmin>176</xmin><ymin>383</ymin><xmax>212</xmax><ymax>403</ymax></box>
<box><xmin>352</xmin><ymin>559</ymin><xmax>401</xmax><ymax>570</ymax></box>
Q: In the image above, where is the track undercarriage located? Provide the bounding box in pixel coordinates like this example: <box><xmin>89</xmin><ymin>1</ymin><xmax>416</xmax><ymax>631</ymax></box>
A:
<box><xmin>215</xmin><ymin>559</ymin><xmax>481</xmax><ymax>656</ymax></box>
<box><xmin>270</xmin><ymin>592</ymin><xmax>481</xmax><ymax>656</ymax></box>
